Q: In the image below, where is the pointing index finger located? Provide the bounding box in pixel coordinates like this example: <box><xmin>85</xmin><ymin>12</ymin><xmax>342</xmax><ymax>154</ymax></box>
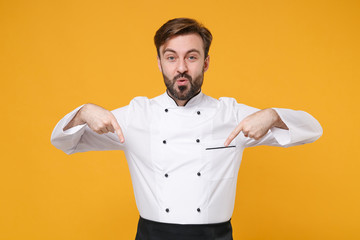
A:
<box><xmin>110</xmin><ymin>114</ymin><xmax>125</xmax><ymax>143</ymax></box>
<box><xmin>224</xmin><ymin>124</ymin><xmax>243</xmax><ymax>146</ymax></box>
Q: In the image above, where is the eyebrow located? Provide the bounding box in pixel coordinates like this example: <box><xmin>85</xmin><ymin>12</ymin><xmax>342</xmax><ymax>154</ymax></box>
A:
<box><xmin>162</xmin><ymin>48</ymin><xmax>201</xmax><ymax>55</ymax></box>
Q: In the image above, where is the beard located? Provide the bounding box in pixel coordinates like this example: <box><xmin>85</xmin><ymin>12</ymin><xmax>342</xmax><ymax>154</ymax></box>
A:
<box><xmin>163</xmin><ymin>71</ymin><xmax>204</xmax><ymax>101</ymax></box>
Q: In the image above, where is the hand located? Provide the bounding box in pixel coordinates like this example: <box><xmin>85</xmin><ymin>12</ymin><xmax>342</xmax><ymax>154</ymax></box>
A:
<box><xmin>224</xmin><ymin>108</ymin><xmax>287</xmax><ymax>146</ymax></box>
<box><xmin>64</xmin><ymin>103</ymin><xmax>125</xmax><ymax>143</ymax></box>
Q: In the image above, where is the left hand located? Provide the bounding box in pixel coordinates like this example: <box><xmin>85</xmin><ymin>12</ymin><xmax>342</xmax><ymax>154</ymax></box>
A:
<box><xmin>224</xmin><ymin>108</ymin><xmax>288</xmax><ymax>146</ymax></box>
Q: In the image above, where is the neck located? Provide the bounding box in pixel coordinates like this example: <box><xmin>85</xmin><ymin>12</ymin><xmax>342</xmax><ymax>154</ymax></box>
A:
<box><xmin>166</xmin><ymin>90</ymin><xmax>201</xmax><ymax>106</ymax></box>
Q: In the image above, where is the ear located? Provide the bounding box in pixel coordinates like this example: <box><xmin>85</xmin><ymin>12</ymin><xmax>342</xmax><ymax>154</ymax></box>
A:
<box><xmin>157</xmin><ymin>56</ymin><xmax>162</xmax><ymax>72</ymax></box>
<box><xmin>203</xmin><ymin>55</ymin><xmax>210</xmax><ymax>72</ymax></box>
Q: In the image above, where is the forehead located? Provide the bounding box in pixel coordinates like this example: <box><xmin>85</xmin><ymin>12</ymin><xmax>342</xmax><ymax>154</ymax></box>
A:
<box><xmin>160</xmin><ymin>33</ymin><xmax>204</xmax><ymax>55</ymax></box>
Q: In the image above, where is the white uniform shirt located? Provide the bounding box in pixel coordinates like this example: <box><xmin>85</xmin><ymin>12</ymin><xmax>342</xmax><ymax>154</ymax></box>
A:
<box><xmin>51</xmin><ymin>92</ymin><xmax>322</xmax><ymax>224</ymax></box>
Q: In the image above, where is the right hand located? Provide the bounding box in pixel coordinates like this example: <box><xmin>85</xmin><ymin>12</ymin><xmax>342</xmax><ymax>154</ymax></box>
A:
<box><xmin>77</xmin><ymin>103</ymin><xmax>125</xmax><ymax>143</ymax></box>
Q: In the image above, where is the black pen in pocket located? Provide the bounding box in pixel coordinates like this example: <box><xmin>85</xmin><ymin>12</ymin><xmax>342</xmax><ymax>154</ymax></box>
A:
<box><xmin>205</xmin><ymin>145</ymin><xmax>236</xmax><ymax>150</ymax></box>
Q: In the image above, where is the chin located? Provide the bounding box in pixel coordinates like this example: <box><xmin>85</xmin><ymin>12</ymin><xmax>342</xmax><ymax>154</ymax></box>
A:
<box><xmin>174</xmin><ymin>93</ymin><xmax>188</xmax><ymax>101</ymax></box>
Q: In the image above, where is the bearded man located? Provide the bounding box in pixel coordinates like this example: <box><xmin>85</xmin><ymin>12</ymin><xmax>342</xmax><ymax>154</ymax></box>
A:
<box><xmin>51</xmin><ymin>18</ymin><xmax>322</xmax><ymax>240</ymax></box>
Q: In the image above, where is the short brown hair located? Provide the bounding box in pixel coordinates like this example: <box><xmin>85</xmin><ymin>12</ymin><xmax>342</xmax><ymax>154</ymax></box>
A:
<box><xmin>154</xmin><ymin>18</ymin><xmax>213</xmax><ymax>58</ymax></box>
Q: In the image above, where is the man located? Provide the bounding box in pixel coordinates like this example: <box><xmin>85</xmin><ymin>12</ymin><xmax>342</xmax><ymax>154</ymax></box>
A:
<box><xmin>51</xmin><ymin>18</ymin><xmax>322</xmax><ymax>240</ymax></box>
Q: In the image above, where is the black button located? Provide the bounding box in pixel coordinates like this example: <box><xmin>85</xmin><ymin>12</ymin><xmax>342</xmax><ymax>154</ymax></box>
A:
<box><xmin>196</xmin><ymin>139</ymin><xmax>200</xmax><ymax>143</ymax></box>
<box><xmin>197</xmin><ymin>111</ymin><xmax>201</xmax><ymax>115</ymax></box>
<box><xmin>165</xmin><ymin>109</ymin><xmax>168</xmax><ymax>112</ymax></box>
<box><xmin>165</xmin><ymin>173</ymin><xmax>168</xmax><ymax>178</ymax></box>
<box><xmin>197</xmin><ymin>208</ymin><xmax>201</xmax><ymax>212</ymax></box>
<box><xmin>197</xmin><ymin>172</ymin><xmax>201</xmax><ymax>176</ymax></box>
<box><xmin>163</xmin><ymin>140</ymin><xmax>167</xmax><ymax>144</ymax></box>
<box><xmin>165</xmin><ymin>208</ymin><xmax>170</xmax><ymax>213</ymax></box>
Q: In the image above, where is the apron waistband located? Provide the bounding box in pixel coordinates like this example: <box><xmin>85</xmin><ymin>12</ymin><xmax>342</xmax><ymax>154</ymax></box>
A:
<box><xmin>135</xmin><ymin>216</ymin><xmax>233</xmax><ymax>240</ymax></box>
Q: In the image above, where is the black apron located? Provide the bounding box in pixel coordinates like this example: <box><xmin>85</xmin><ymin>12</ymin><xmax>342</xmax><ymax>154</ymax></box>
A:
<box><xmin>135</xmin><ymin>216</ymin><xmax>233</xmax><ymax>240</ymax></box>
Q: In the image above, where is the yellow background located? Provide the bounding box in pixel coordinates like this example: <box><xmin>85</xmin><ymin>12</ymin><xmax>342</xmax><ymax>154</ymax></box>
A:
<box><xmin>1</xmin><ymin>0</ymin><xmax>359</xmax><ymax>239</ymax></box>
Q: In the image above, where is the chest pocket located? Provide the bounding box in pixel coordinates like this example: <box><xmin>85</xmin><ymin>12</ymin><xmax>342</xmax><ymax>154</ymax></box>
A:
<box><xmin>204</xmin><ymin>140</ymin><xmax>237</xmax><ymax>181</ymax></box>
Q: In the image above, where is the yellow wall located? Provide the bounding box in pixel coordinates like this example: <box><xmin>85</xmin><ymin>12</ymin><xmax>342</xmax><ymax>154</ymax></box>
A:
<box><xmin>1</xmin><ymin>0</ymin><xmax>359</xmax><ymax>239</ymax></box>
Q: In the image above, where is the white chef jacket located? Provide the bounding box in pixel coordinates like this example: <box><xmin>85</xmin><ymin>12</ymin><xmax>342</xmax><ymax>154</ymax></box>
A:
<box><xmin>51</xmin><ymin>92</ymin><xmax>322</xmax><ymax>224</ymax></box>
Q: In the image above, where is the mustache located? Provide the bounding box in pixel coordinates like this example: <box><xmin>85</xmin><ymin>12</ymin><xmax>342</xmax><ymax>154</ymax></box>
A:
<box><xmin>173</xmin><ymin>73</ymin><xmax>192</xmax><ymax>81</ymax></box>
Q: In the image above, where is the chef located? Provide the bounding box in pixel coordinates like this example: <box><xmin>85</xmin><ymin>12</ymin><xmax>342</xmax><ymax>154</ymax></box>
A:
<box><xmin>51</xmin><ymin>18</ymin><xmax>323</xmax><ymax>240</ymax></box>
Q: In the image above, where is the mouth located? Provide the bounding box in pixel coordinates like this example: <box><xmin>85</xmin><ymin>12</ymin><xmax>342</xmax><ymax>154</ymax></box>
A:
<box><xmin>176</xmin><ymin>78</ymin><xmax>189</xmax><ymax>86</ymax></box>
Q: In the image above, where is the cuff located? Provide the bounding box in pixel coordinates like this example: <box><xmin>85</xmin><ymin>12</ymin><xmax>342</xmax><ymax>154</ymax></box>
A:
<box><xmin>271</xmin><ymin>108</ymin><xmax>291</xmax><ymax>146</ymax></box>
<box><xmin>61</xmin><ymin>104</ymin><xmax>86</xmax><ymax>135</ymax></box>
<box><xmin>270</xmin><ymin>127</ymin><xmax>291</xmax><ymax>146</ymax></box>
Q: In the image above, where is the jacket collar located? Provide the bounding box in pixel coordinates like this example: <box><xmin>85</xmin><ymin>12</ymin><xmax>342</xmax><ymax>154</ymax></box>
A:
<box><xmin>158</xmin><ymin>90</ymin><xmax>204</xmax><ymax>108</ymax></box>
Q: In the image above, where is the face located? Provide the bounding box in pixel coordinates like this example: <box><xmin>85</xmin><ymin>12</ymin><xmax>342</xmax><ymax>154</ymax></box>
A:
<box><xmin>157</xmin><ymin>33</ymin><xmax>210</xmax><ymax>103</ymax></box>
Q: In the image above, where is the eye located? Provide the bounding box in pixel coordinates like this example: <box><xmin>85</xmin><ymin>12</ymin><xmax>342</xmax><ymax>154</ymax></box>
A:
<box><xmin>166</xmin><ymin>56</ymin><xmax>176</xmax><ymax>61</ymax></box>
<box><xmin>188</xmin><ymin>55</ymin><xmax>198</xmax><ymax>61</ymax></box>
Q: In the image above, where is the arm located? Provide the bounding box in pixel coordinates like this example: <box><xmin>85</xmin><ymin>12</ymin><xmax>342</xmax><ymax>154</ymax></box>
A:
<box><xmin>225</xmin><ymin>108</ymin><xmax>287</xmax><ymax>146</ymax></box>
<box><xmin>51</xmin><ymin>103</ymin><xmax>127</xmax><ymax>154</ymax></box>
<box><xmin>63</xmin><ymin>103</ymin><xmax>124</xmax><ymax>142</ymax></box>
<box><xmin>225</xmin><ymin>106</ymin><xmax>322</xmax><ymax>148</ymax></box>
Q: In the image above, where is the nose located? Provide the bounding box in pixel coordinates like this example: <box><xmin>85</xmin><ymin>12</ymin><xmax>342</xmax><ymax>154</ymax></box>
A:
<box><xmin>177</xmin><ymin>59</ymin><xmax>188</xmax><ymax>73</ymax></box>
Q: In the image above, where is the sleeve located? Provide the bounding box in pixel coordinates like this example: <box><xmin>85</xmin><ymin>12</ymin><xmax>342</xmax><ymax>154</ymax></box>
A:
<box><xmin>234</xmin><ymin>103</ymin><xmax>323</xmax><ymax>148</ymax></box>
<box><xmin>50</xmin><ymin>105</ymin><xmax>128</xmax><ymax>155</ymax></box>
